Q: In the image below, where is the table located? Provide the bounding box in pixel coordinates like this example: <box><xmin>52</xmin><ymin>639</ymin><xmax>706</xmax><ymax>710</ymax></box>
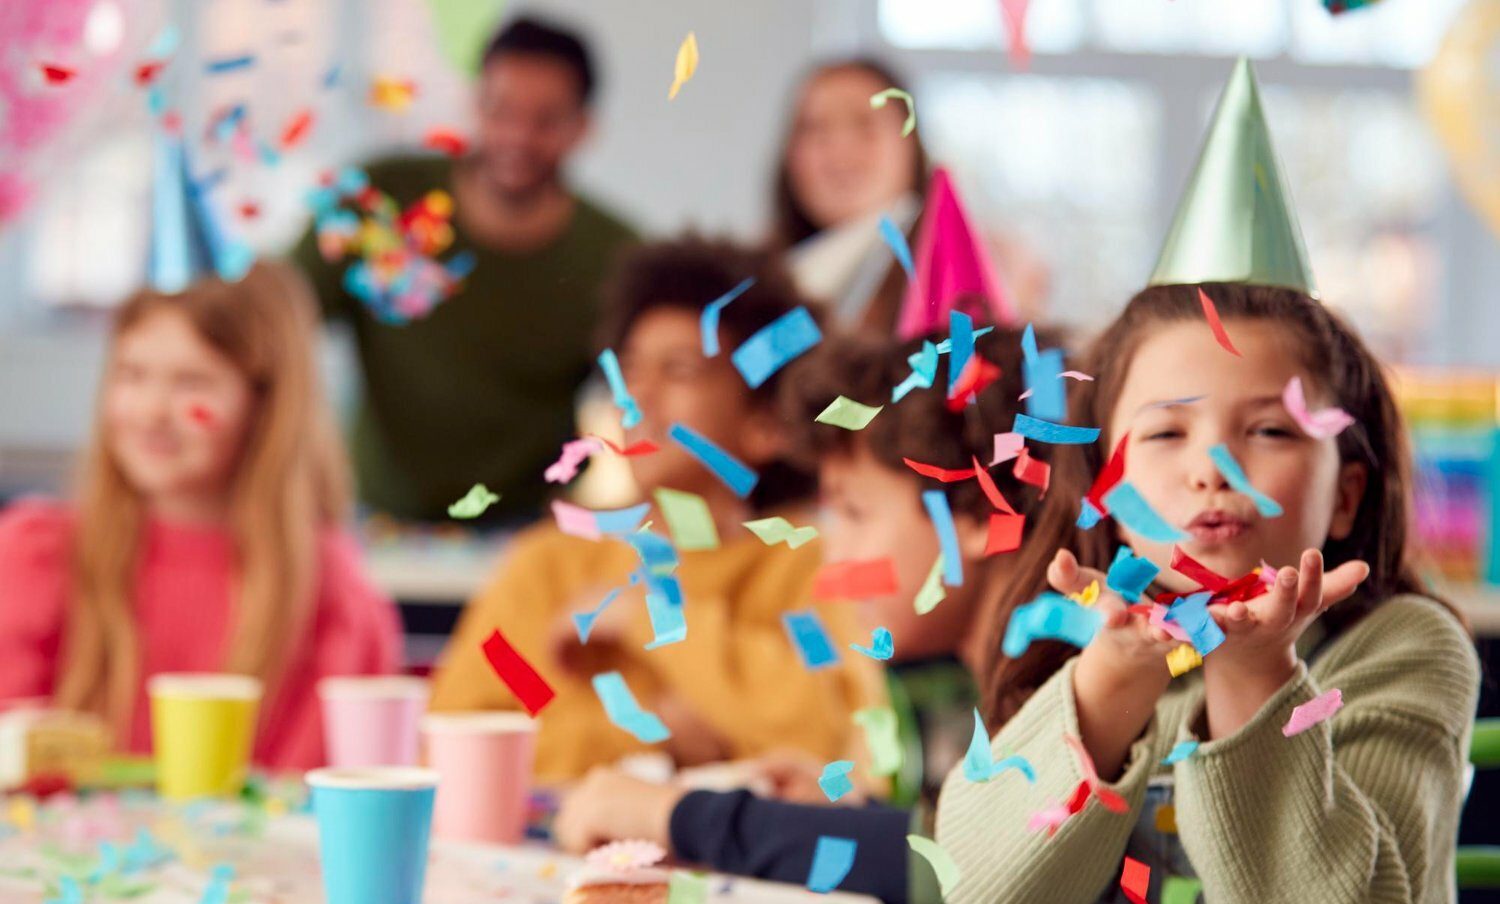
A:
<box><xmin>0</xmin><ymin>789</ymin><xmax>876</xmax><ymax>904</ymax></box>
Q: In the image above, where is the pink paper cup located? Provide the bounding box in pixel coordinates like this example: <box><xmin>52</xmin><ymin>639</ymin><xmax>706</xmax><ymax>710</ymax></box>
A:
<box><xmin>422</xmin><ymin>712</ymin><xmax>537</xmax><ymax>844</ymax></box>
<box><xmin>319</xmin><ymin>677</ymin><xmax>429</xmax><ymax>769</ymax></box>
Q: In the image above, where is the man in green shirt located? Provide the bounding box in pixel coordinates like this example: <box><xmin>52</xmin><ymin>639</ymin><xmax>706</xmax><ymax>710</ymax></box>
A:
<box><xmin>290</xmin><ymin>16</ymin><xmax>637</xmax><ymax>523</ymax></box>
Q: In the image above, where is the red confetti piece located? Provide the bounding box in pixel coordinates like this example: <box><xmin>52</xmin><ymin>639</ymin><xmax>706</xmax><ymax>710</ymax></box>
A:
<box><xmin>134</xmin><ymin>60</ymin><xmax>166</xmax><ymax>86</ymax></box>
<box><xmin>1169</xmin><ymin>545</ymin><xmax>1229</xmax><ymax>592</ymax></box>
<box><xmin>1198</xmin><ymin>287</ymin><xmax>1242</xmax><ymax>357</ymax></box>
<box><xmin>187</xmin><ymin>404</ymin><xmax>215</xmax><ymax>427</ymax></box>
<box><xmin>1121</xmin><ymin>857</ymin><xmax>1150</xmax><ymax>904</ymax></box>
<box><xmin>946</xmin><ymin>356</ymin><xmax>1002</xmax><ymax>413</ymax></box>
<box><xmin>480</xmin><ymin>628</ymin><xmax>555</xmax><ymax>717</ymax></box>
<box><xmin>985</xmin><ymin>512</ymin><xmax>1026</xmax><ymax>556</ymax></box>
<box><xmin>40</xmin><ymin>64</ymin><xmax>76</xmax><ymax>84</ymax></box>
<box><xmin>1013</xmin><ymin>445</ymin><xmax>1050</xmax><ymax>494</ymax></box>
<box><xmin>237</xmin><ymin>201</ymin><xmax>261</xmax><ymax>220</ymax></box>
<box><xmin>1211</xmin><ymin>570</ymin><xmax>1273</xmax><ymax>605</ymax></box>
<box><xmin>970</xmin><ymin>456</ymin><xmax>1016</xmax><ymax>515</ymax></box>
<box><xmin>812</xmin><ymin>558</ymin><xmax>900</xmax><ymax>601</ymax></box>
<box><xmin>903</xmin><ymin>458</ymin><xmax>976</xmax><ymax>482</ymax></box>
<box><xmin>161</xmin><ymin>111</ymin><xmax>182</xmax><ymax>135</ymax></box>
<box><xmin>1085</xmin><ymin>432</ymin><xmax>1129</xmax><ymax>515</ymax></box>
<box><xmin>423</xmin><ymin>127</ymin><xmax>469</xmax><ymax>157</ymax></box>
<box><xmin>587</xmin><ymin>434</ymin><xmax>659</xmax><ymax>457</ymax></box>
<box><xmin>279</xmin><ymin>108</ymin><xmax>315</xmax><ymax>149</ymax></box>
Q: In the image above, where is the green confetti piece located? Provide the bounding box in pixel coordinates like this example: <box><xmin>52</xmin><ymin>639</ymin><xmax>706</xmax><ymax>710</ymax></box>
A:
<box><xmin>654</xmin><ymin>488</ymin><xmax>720</xmax><ymax>551</ymax></box>
<box><xmin>743</xmin><ymin>516</ymin><xmax>819</xmax><ymax>549</ymax></box>
<box><xmin>1163</xmin><ymin>876</ymin><xmax>1204</xmax><ymax>904</ymax></box>
<box><xmin>448</xmin><ymin>483</ymin><xmax>500</xmax><ymax>519</ymax></box>
<box><xmin>853</xmin><ymin>706</ymin><xmax>904</xmax><ymax>776</ymax></box>
<box><xmin>870</xmin><ymin>87</ymin><xmax>917</xmax><ymax>137</ymax></box>
<box><xmin>814</xmin><ymin>395</ymin><xmax>884</xmax><ymax>430</ymax></box>
<box><xmin>914</xmin><ymin>554</ymin><xmax>946</xmax><ymax>615</ymax></box>
<box><xmin>906</xmin><ymin>835</ymin><xmax>962</xmax><ymax>898</ymax></box>
<box><xmin>668</xmin><ymin>870</ymin><xmax>711</xmax><ymax>904</ymax></box>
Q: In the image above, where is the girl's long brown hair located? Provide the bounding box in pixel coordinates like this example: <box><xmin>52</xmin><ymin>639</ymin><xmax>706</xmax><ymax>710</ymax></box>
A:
<box><xmin>980</xmin><ymin>283</ymin><xmax>1441</xmax><ymax>730</ymax></box>
<box><xmin>56</xmin><ymin>261</ymin><xmax>351</xmax><ymax>739</ymax></box>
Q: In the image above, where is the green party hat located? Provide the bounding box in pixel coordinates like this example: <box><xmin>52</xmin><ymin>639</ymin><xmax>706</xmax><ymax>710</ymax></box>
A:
<box><xmin>1149</xmin><ymin>57</ymin><xmax>1316</xmax><ymax>295</ymax></box>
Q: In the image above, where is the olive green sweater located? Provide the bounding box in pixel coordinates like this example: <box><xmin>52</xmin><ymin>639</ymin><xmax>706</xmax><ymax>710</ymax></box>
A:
<box><xmin>936</xmin><ymin>594</ymin><xmax>1480</xmax><ymax>903</ymax></box>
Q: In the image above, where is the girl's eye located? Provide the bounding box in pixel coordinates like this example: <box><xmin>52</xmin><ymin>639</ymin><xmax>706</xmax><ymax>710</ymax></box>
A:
<box><xmin>1142</xmin><ymin>430</ymin><xmax>1181</xmax><ymax>441</ymax></box>
<box><xmin>1251</xmin><ymin>424</ymin><xmax>1296</xmax><ymax>439</ymax></box>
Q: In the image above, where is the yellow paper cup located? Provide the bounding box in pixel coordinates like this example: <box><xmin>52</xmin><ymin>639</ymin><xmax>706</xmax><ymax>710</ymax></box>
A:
<box><xmin>148</xmin><ymin>673</ymin><xmax>262</xmax><ymax>801</ymax></box>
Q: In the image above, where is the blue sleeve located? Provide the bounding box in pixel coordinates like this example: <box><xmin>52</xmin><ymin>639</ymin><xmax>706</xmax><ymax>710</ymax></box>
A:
<box><xmin>668</xmin><ymin>789</ymin><xmax>912</xmax><ymax>904</ymax></box>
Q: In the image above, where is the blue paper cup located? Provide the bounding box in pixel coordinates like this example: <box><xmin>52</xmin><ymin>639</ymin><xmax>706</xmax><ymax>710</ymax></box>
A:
<box><xmin>307</xmin><ymin>767</ymin><xmax>439</xmax><ymax>904</ymax></box>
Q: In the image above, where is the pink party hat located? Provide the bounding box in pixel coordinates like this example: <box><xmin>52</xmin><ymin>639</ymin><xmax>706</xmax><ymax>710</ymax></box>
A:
<box><xmin>897</xmin><ymin>167</ymin><xmax>1016</xmax><ymax>339</ymax></box>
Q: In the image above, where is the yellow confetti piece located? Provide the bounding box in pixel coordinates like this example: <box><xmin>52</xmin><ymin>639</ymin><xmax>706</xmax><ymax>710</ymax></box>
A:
<box><xmin>1166</xmin><ymin>643</ymin><xmax>1203</xmax><ymax>677</ymax></box>
<box><xmin>1066</xmin><ymin>580</ymin><xmax>1099</xmax><ymax>607</ymax></box>
<box><xmin>1154</xmin><ymin>803</ymin><xmax>1178</xmax><ymax>834</ymax></box>
<box><xmin>368</xmin><ymin>75</ymin><xmax>417</xmax><ymax>111</ymax></box>
<box><xmin>538</xmin><ymin>861</ymin><xmax>559</xmax><ymax>879</ymax></box>
<box><xmin>870</xmin><ymin>87</ymin><xmax>917</xmax><ymax>137</ymax></box>
<box><xmin>815</xmin><ymin>395</ymin><xmax>884</xmax><ymax>430</ymax></box>
<box><xmin>6</xmin><ymin>797</ymin><xmax>36</xmax><ymax>831</ymax></box>
<box><xmin>668</xmin><ymin>32</ymin><xmax>698</xmax><ymax>100</ymax></box>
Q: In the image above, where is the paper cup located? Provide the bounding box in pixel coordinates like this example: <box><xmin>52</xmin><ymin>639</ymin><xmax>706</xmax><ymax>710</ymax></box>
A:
<box><xmin>148</xmin><ymin>673</ymin><xmax>261</xmax><ymax>801</ymax></box>
<box><xmin>422</xmin><ymin>712</ymin><xmax>536</xmax><ymax>844</ymax></box>
<box><xmin>308</xmin><ymin>767</ymin><xmax>438</xmax><ymax>904</ymax></box>
<box><xmin>318</xmin><ymin>676</ymin><xmax>428</xmax><ymax>768</ymax></box>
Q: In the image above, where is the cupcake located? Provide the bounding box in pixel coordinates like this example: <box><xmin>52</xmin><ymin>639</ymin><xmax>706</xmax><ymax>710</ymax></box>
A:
<box><xmin>563</xmin><ymin>841</ymin><xmax>672</xmax><ymax>904</ymax></box>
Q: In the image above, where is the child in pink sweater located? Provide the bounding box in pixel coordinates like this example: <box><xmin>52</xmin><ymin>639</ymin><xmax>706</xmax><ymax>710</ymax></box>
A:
<box><xmin>0</xmin><ymin>262</ymin><xmax>400</xmax><ymax>770</ymax></box>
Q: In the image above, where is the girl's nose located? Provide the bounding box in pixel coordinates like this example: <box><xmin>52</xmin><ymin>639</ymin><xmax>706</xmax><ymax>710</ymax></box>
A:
<box><xmin>1187</xmin><ymin>444</ymin><xmax>1231</xmax><ymax>493</ymax></box>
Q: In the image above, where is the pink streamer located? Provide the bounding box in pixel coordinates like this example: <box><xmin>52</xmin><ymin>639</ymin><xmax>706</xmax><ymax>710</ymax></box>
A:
<box><xmin>545</xmin><ymin>437</ymin><xmax>603</xmax><ymax>484</ymax></box>
<box><xmin>1283</xmin><ymin>377</ymin><xmax>1355</xmax><ymax>440</ymax></box>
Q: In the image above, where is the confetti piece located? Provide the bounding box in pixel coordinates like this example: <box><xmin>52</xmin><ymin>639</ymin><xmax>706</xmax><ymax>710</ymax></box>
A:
<box><xmin>879</xmin><ymin>216</ymin><xmax>915</xmax><ymax>280</ymax></box>
<box><xmin>814</xmin><ymin>558</ymin><xmax>900</xmax><ymax>600</ymax></box>
<box><xmin>1106</xmin><ymin>546</ymin><xmax>1160</xmax><ymax>599</ymax></box>
<box><xmin>806</xmin><ymin>836</ymin><xmax>858</xmax><ymax>894</ymax></box>
<box><xmin>700</xmin><ymin>277</ymin><xmax>754</xmax><ymax>357</ymax></box>
<box><xmin>992</xmin><ymin>432</ymin><xmax>1025</xmax><ymax>465</ymax></box>
<box><xmin>1002</xmin><ymin>592</ymin><xmax>1103</xmax><ymax>657</ymax></box>
<box><xmin>237</xmin><ymin>201</ymin><xmax>261</xmax><ymax>220</ymax></box>
<box><xmin>481</xmin><ymin>628</ymin><xmax>555</xmax><ymax>716</ymax></box>
<box><xmin>1163</xmin><ymin>740</ymin><xmax>1200</xmax><ymax>765</ymax></box>
<box><xmin>573</xmin><ymin>588</ymin><xmax>624</xmax><ymax>643</ymax></box>
<box><xmin>963</xmin><ymin>708</ymin><xmax>1035</xmax><ymax>784</ymax></box>
<box><xmin>667</xmin><ymin>423</ymin><xmax>759</xmax><ymax>498</ymax></box>
<box><xmin>922</xmin><ymin>490</ymin><xmax>964</xmax><ymax>587</ymax></box>
<box><xmin>903</xmin><ymin>458</ymin><xmax>976</xmax><ymax>482</ymax></box>
<box><xmin>1067</xmin><ymin>581</ymin><xmax>1100</xmax><ymax>607</ymax></box>
<box><xmin>870</xmin><ymin>87</ymin><xmax>917</xmax><ymax>137</ymax></box>
<box><xmin>910</xmin><ymin>555</ymin><xmax>946</xmax><ymax>615</ymax></box>
<box><xmin>1207</xmin><ymin>444</ymin><xmax>1283</xmax><ymax>517</ymax></box>
<box><xmin>906</xmin><ymin>836</ymin><xmax>961</xmax><ymax>897</ymax></box>
<box><xmin>985</xmin><ymin>512</ymin><xmax>1026</xmax><ymax>555</ymax></box>
<box><xmin>40</xmin><ymin>64</ymin><xmax>76</xmax><ymax>84</ymax></box>
<box><xmin>654</xmin><ymin>488</ymin><xmax>720</xmax><ymax>551</ymax></box>
<box><xmin>1164</xmin><ymin>877</ymin><xmax>1205</xmax><ymax>904</ymax></box>
<box><xmin>448</xmin><ymin>483</ymin><xmax>500</xmax><ymax>519</ymax></box>
<box><xmin>279</xmin><ymin>108</ymin><xmax>314</xmax><ymax>149</ymax></box>
<box><xmin>850</xmin><ymin>626</ymin><xmax>894</xmax><ymax>661</ymax></box>
<box><xmin>668</xmin><ymin>871</ymin><xmax>710</xmax><ymax>904</ymax></box>
<box><xmin>644</xmin><ymin>578</ymin><xmax>688</xmax><ymax>649</ymax></box>
<box><xmin>1027</xmin><ymin>799</ymin><xmax>1072</xmax><ymax>836</ymax></box>
<box><xmin>205</xmin><ymin>54</ymin><xmax>256</xmax><ymax>75</ymax></box>
<box><xmin>815</xmin><ymin>395</ymin><xmax>884</xmax><ymax>430</ymax></box>
<box><xmin>589</xmin><ymin>434</ymin><xmax>660</xmax><ymax>457</ymax></box>
<box><xmin>854</xmin><ymin>706</ymin><xmax>904</xmax><ymax>776</ymax></box>
<box><xmin>1020</xmin><ymin>325</ymin><xmax>1067</xmax><ymax>422</ymax></box>
<box><xmin>1121</xmin><ymin>856</ymin><xmax>1150</xmax><ymax>904</ymax></box>
<box><xmin>1166</xmin><ymin>643</ymin><xmax>1203</xmax><ymax>676</ymax></box>
<box><xmin>1283</xmin><ymin>376</ymin><xmax>1355</xmax><ymax>440</ymax></box>
<box><xmin>1283</xmin><ymin>688</ymin><xmax>1343</xmax><ymax>737</ymax></box>
<box><xmin>598</xmin><ymin>348</ymin><xmax>642</xmax><ymax>429</ymax></box>
<box><xmin>423</xmin><ymin>127</ymin><xmax>468</xmax><ymax>157</ymax></box>
<box><xmin>730</xmin><ymin>306</ymin><xmax>822</xmax><ymax>389</ymax></box>
<box><xmin>1063</xmin><ymin>734</ymin><xmax>1129</xmax><ymax>813</ymax></box>
<box><xmin>552</xmin><ymin>500</ymin><xmax>651</xmax><ymax>540</ymax></box>
<box><xmin>743</xmin><ymin>516</ymin><xmax>819</xmax><ymax>549</ymax></box>
<box><xmin>783</xmin><ymin>610</ymin><xmax>841</xmax><ymax>670</ymax></box>
<box><xmin>1103</xmin><ymin>481</ymin><xmax>1188</xmax><ymax>542</ymax></box>
<box><xmin>627</xmin><ymin>530</ymin><xmax>681</xmax><ymax>575</ymax></box>
<box><xmin>134</xmin><ymin>60</ymin><xmax>167</xmax><ymax>85</ymax></box>
<box><xmin>1013</xmin><ymin>444</ymin><xmax>1051</xmax><ymax>493</ymax></box>
<box><xmin>546</xmin><ymin>437</ymin><xmax>603</xmax><ymax>484</ymax></box>
<box><xmin>1061</xmin><ymin>370</ymin><xmax>1094</xmax><ymax>382</ymax></box>
<box><xmin>668</xmin><ymin>32</ymin><xmax>698</xmax><ymax>100</ymax></box>
<box><xmin>1085</xmin><ymin>432</ymin><xmax>1129</xmax><ymax>518</ymax></box>
<box><xmin>593</xmin><ymin>672</ymin><xmax>670</xmax><ymax>743</ymax></box>
<box><xmin>1013</xmin><ymin>413</ymin><xmax>1100</xmax><ymax>445</ymax></box>
<box><xmin>818</xmin><ymin>760</ymin><xmax>856</xmax><ymax>802</ymax></box>
<box><xmin>369</xmin><ymin>75</ymin><xmax>417</xmax><ymax>110</ymax></box>
<box><xmin>1169</xmin><ymin>545</ymin><xmax>1229</xmax><ymax>591</ymax></box>
<box><xmin>1000</xmin><ymin>0</ymin><xmax>1031</xmax><ymax>66</ymax></box>
<box><xmin>892</xmin><ymin>341</ymin><xmax>939</xmax><ymax>403</ymax></box>
<box><xmin>971</xmin><ymin>455</ymin><xmax>1016</xmax><ymax>514</ymax></box>
<box><xmin>947</xmin><ymin>310</ymin><xmax>975</xmax><ymax>398</ymax></box>
<box><xmin>1198</xmin><ymin>287</ymin><xmax>1242</xmax><ymax>357</ymax></box>
<box><xmin>1165</xmin><ymin>591</ymin><xmax>1225</xmax><ymax>656</ymax></box>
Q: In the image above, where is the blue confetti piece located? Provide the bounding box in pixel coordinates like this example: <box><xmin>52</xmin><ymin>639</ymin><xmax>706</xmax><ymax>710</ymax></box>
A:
<box><xmin>1207</xmin><ymin>444</ymin><xmax>1284</xmax><ymax>517</ymax></box>
<box><xmin>147</xmin><ymin>24</ymin><xmax>182</xmax><ymax>58</ymax></box>
<box><xmin>205</xmin><ymin>54</ymin><xmax>256</xmax><ymax>75</ymax></box>
<box><xmin>47</xmin><ymin>876</ymin><xmax>82</xmax><ymax>904</ymax></box>
<box><xmin>1106</xmin><ymin>546</ymin><xmax>1160</xmax><ymax>600</ymax></box>
<box><xmin>1021</xmin><ymin>323</ymin><xmax>1039</xmax><ymax>362</ymax></box>
<box><xmin>962</xmin><ymin>709</ymin><xmax>1036</xmax><ymax>784</ymax></box>
<box><xmin>1166</xmin><ymin>591</ymin><xmax>1225</xmax><ymax>656</ymax></box>
<box><xmin>701</xmin><ymin>277</ymin><xmax>755</xmax><ymax>357</ymax></box>
<box><xmin>200</xmin><ymin>864</ymin><xmax>235</xmax><ymax>904</ymax></box>
<box><xmin>807</xmin><ymin>836</ymin><xmax>858</xmax><ymax>894</ymax></box>
<box><xmin>1013</xmin><ymin>413</ymin><xmax>1101</xmax><ymax>445</ymax></box>
<box><xmin>573</xmin><ymin>587</ymin><xmax>624</xmax><ymax>643</ymax></box>
<box><xmin>892</xmin><ymin>341</ymin><xmax>939</xmax><ymax>402</ymax></box>
<box><xmin>730</xmin><ymin>307</ymin><xmax>822</xmax><ymax>390</ymax></box>
<box><xmin>644</xmin><ymin>579</ymin><xmax>688</xmax><ymax>650</ymax></box>
<box><xmin>922</xmin><ymin>490</ymin><xmax>964</xmax><ymax>587</ymax></box>
<box><xmin>818</xmin><ymin>760</ymin><xmax>856</xmax><ymax>802</ymax></box>
<box><xmin>322</xmin><ymin>63</ymin><xmax>342</xmax><ymax>89</ymax></box>
<box><xmin>878</xmin><ymin>216</ymin><xmax>914</xmax><ymax>279</ymax></box>
<box><xmin>146</xmin><ymin>86</ymin><xmax>167</xmax><ymax>117</ymax></box>
<box><xmin>948</xmin><ymin>311</ymin><xmax>974</xmax><ymax>396</ymax></box>
<box><xmin>1023</xmin><ymin>348</ymin><xmax>1067</xmax><ymax>422</ymax></box>
<box><xmin>1076</xmin><ymin>498</ymin><xmax>1104</xmax><ymax>529</ymax></box>
<box><xmin>592</xmin><ymin>672</ymin><xmax>671</xmax><ymax>743</ymax></box>
<box><xmin>1103</xmin><ymin>481</ymin><xmax>1189</xmax><ymax>543</ymax></box>
<box><xmin>849</xmin><ymin>627</ymin><xmax>894</xmax><ymax>661</ymax></box>
<box><xmin>1163</xmin><ymin>740</ymin><xmax>1200</xmax><ymax>765</ymax></box>
<box><xmin>933</xmin><ymin>326</ymin><xmax>993</xmax><ymax>353</ymax></box>
<box><xmin>783</xmin><ymin>610</ymin><xmax>840</xmax><ymax>670</ymax></box>
<box><xmin>598</xmin><ymin>348</ymin><xmax>642</xmax><ymax>429</ymax></box>
<box><xmin>597</xmin><ymin>502</ymin><xmax>653</xmax><ymax>536</ymax></box>
<box><xmin>1001</xmin><ymin>592</ymin><xmax>1103</xmax><ymax>657</ymax></box>
<box><xmin>668</xmin><ymin>423</ymin><xmax>759</xmax><ymax>498</ymax></box>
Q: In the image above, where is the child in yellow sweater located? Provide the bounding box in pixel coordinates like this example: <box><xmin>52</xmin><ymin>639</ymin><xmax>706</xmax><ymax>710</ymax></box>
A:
<box><xmin>429</xmin><ymin>237</ymin><xmax>886</xmax><ymax>783</ymax></box>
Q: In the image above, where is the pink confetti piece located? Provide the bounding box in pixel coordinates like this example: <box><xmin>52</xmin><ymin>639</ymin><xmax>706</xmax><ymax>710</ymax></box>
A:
<box><xmin>545</xmin><ymin>438</ymin><xmax>602</xmax><ymax>484</ymax></box>
<box><xmin>1148</xmin><ymin>603</ymin><xmax>1192</xmax><ymax>643</ymax></box>
<box><xmin>1283</xmin><ymin>688</ymin><xmax>1343</xmax><ymax>737</ymax></box>
<box><xmin>1283</xmin><ymin>376</ymin><xmax>1355</xmax><ymax>440</ymax></box>
<box><xmin>1060</xmin><ymin>370</ymin><xmax>1094</xmax><ymax>382</ymax></box>
<box><xmin>1017</xmin><ymin>388</ymin><xmax>1033</xmax><ymax>401</ymax></box>
<box><xmin>1027</xmin><ymin>800</ymin><xmax>1072</xmax><ymax>835</ymax></box>
<box><xmin>991</xmin><ymin>431</ymin><xmax>1025</xmax><ymax>465</ymax></box>
<box><xmin>551</xmin><ymin>500</ymin><xmax>601</xmax><ymax>540</ymax></box>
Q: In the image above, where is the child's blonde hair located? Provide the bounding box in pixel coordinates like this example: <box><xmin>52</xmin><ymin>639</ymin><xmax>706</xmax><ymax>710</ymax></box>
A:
<box><xmin>56</xmin><ymin>261</ymin><xmax>351</xmax><ymax>738</ymax></box>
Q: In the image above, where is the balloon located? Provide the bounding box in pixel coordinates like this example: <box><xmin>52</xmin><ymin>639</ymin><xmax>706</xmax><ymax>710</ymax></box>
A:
<box><xmin>0</xmin><ymin>0</ymin><xmax>163</xmax><ymax>229</ymax></box>
<box><xmin>1418</xmin><ymin>0</ymin><xmax>1500</xmax><ymax>241</ymax></box>
<box><xmin>425</xmin><ymin>0</ymin><xmax>508</xmax><ymax>74</ymax></box>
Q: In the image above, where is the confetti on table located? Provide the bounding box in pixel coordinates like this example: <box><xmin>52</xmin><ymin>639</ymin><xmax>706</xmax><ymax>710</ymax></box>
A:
<box><xmin>915</xmin><ymin>555</ymin><xmax>945</xmax><ymax>615</ymax></box>
<box><xmin>598</xmin><ymin>348</ymin><xmax>642</xmax><ymax>429</ymax></box>
<box><xmin>448</xmin><ymin>483</ymin><xmax>500</xmax><ymax>519</ymax></box>
<box><xmin>818</xmin><ymin>760</ymin><xmax>856</xmax><ymax>802</ymax></box>
<box><xmin>654</xmin><ymin>488</ymin><xmax>720</xmax><ymax>551</ymax></box>
<box><xmin>423</xmin><ymin>126</ymin><xmax>468</xmax><ymax>157</ymax></box>
<box><xmin>546</xmin><ymin>437</ymin><xmax>603</xmax><ymax>485</ymax></box>
<box><xmin>813</xmin><ymin>558</ymin><xmax>900</xmax><ymax>600</ymax></box>
<box><xmin>1207</xmin><ymin>444</ymin><xmax>1283</xmax><ymax>517</ymax></box>
<box><xmin>853</xmin><ymin>707</ymin><xmax>904</xmax><ymax>776</ymax></box>
<box><xmin>1121</xmin><ymin>856</ymin><xmax>1150</xmax><ymax>904</ymax></box>
<box><xmin>593</xmin><ymin>672</ymin><xmax>670</xmax><ymax>743</ymax></box>
<box><xmin>482</xmin><ymin>628</ymin><xmax>555</xmax><ymax>716</ymax></box>
<box><xmin>1283</xmin><ymin>375</ymin><xmax>1355</xmax><ymax>440</ymax></box>
<box><xmin>668</xmin><ymin>870</ymin><xmax>710</xmax><ymax>904</ymax></box>
<box><xmin>870</xmin><ymin>87</ymin><xmax>917</xmax><ymax>137</ymax></box>
<box><xmin>1166</xmin><ymin>643</ymin><xmax>1203</xmax><ymax>677</ymax></box>
<box><xmin>205</xmin><ymin>54</ymin><xmax>255</xmax><ymax>75</ymax></box>
<box><xmin>783</xmin><ymin>610</ymin><xmax>841</xmax><ymax>670</ymax></box>
<box><xmin>903</xmin><ymin>458</ymin><xmax>977</xmax><ymax>482</ymax></box>
<box><xmin>879</xmin><ymin>215</ymin><xmax>915</xmax><ymax>280</ymax></box>
<box><xmin>1197</xmin><ymin>287</ymin><xmax>1242</xmax><ymax>357</ymax></box>
<box><xmin>850</xmin><ymin>626</ymin><xmax>894</xmax><ymax>661</ymax></box>
<box><xmin>1165</xmin><ymin>591</ymin><xmax>1225</xmax><ymax>656</ymax></box>
<box><xmin>743</xmin><ymin>516</ymin><xmax>819</xmax><ymax>549</ymax></box>
<box><xmin>1283</xmin><ymin>688</ymin><xmax>1343</xmax><ymax>737</ymax></box>
<box><xmin>806</xmin><ymin>836</ymin><xmax>857</xmax><ymax>894</ymax></box>
<box><xmin>1104</xmin><ymin>481</ymin><xmax>1188</xmax><ymax>542</ymax></box>
<box><xmin>668</xmin><ymin>423</ymin><xmax>759</xmax><ymax>498</ymax></box>
<box><xmin>1002</xmin><ymin>592</ymin><xmax>1103</xmax><ymax>657</ymax></box>
<box><xmin>700</xmin><ymin>277</ymin><xmax>754</xmax><ymax>357</ymax></box>
<box><xmin>39</xmin><ymin>64</ymin><xmax>77</xmax><ymax>84</ymax></box>
<box><xmin>1106</xmin><ymin>546</ymin><xmax>1160</xmax><ymax>600</ymax></box>
<box><xmin>1013</xmin><ymin>413</ymin><xmax>1100</xmax><ymax>445</ymax></box>
<box><xmin>731</xmin><ymin>306</ymin><xmax>822</xmax><ymax>389</ymax></box>
<box><xmin>963</xmin><ymin>708</ymin><xmax>1035</xmax><ymax>783</ymax></box>
<box><xmin>923</xmin><ymin>490</ymin><xmax>964</xmax><ymax>587</ymax></box>
<box><xmin>573</xmin><ymin>588</ymin><xmax>625</xmax><ymax>644</ymax></box>
<box><xmin>1163</xmin><ymin>740</ymin><xmax>1200</xmax><ymax>765</ymax></box>
<box><xmin>816</xmin><ymin>396</ymin><xmax>884</xmax><ymax>430</ymax></box>
<box><xmin>907</xmin><ymin>835</ymin><xmax>961</xmax><ymax>898</ymax></box>
<box><xmin>668</xmin><ymin>32</ymin><xmax>698</xmax><ymax>100</ymax></box>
